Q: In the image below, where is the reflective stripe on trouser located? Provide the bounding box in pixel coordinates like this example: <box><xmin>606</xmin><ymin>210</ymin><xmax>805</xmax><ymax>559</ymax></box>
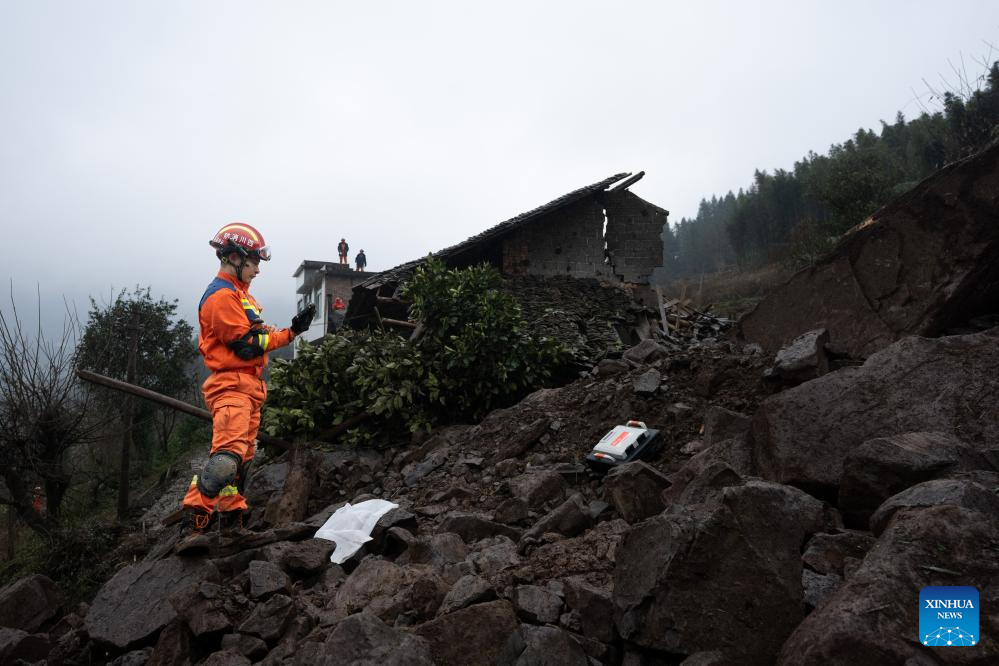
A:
<box><xmin>182</xmin><ymin>371</ymin><xmax>265</xmax><ymax>514</ymax></box>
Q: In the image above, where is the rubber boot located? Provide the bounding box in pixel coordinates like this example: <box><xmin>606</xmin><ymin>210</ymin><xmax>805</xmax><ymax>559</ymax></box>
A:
<box><xmin>219</xmin><ymin>510</ymin><xmax>251</xmax><ymax>538</ymax></box>
<box><xmin>175</xmin><ymin>509</ymin><xmax>215</xmax><ymax>556</ymax></box>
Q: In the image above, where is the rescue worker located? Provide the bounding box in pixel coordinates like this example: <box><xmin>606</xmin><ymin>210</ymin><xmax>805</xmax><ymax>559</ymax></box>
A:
<box><xmin>178</xmin><ymin>222</ymin><xmax>315</xmax><ymax>550</ymax></box>
<box><xmin>337</xmin><ymin>238</ymin><xmax>349</xmax><ymax>266</ymax></box>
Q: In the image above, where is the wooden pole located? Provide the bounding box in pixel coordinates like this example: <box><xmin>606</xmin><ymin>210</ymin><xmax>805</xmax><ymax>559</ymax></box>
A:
<box><xmin>380</xmin><ymin>317</ymin><xmax>418</xmax><ymax>329</ymax></box>
<box><xmin>654</xmin><ymin>286</ymin><xmax>670</xmax><ymax>336</ymax></box>
<box><xmin>77</xmin><ymin>369</ymin><xmax>369</xmax><ymax>450</ymax></box>
<box><xmin>77</xmin><ymin>369</ymin><xmax>291</xmax><ymax>450</ymax></box>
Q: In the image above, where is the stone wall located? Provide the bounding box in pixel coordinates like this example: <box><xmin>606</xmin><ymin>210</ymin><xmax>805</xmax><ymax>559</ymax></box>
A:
<box><xmin>501</xmin><ymin>199</ymin><xmax>614</xmax><ymax>279</ymax></box>
<box><xmin>604</xmin><ymin>190</ymin><xmax>667</xmax><ymax>284</ymax></box>
<box><xmin>324</xmin><ymin>269</ymin><xmax>374</xmax><ymax>308</ymax></box>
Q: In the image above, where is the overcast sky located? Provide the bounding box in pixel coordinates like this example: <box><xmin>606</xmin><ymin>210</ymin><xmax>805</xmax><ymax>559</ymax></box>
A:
<box><xmin>2</xmin><ymin>1</ymin><xmax>997</xmax><ymax>337</ymax></box>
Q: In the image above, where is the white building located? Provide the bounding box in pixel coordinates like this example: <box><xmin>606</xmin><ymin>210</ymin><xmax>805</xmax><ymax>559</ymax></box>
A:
<box><xmin>292</xmin><ymin>260</ymin><xmax>374</xmax><ymax>354</ymax></box>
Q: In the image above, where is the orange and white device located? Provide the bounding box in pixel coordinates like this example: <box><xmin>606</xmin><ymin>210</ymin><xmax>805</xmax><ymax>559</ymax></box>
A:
<box><xmin>586</xmin><ymin>420</ymin><xmax>662</xmax><ymax>471</ymax></box>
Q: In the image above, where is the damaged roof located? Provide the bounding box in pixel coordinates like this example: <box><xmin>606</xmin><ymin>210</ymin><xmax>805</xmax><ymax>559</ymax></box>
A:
<box><xmin>359</xmin><ymin>171</ymin><xmax>634</xmax><ymax>289</ymax></box>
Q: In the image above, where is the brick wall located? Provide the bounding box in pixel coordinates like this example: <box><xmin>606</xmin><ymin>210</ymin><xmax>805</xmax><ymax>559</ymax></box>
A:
<box><xmin>324</xmin><ymin>270</ymin><xmax>373</xmax><ymax>308</ymax></box>
<box><xmin>501</xmin><ymin>198</ymin><xmax>616</xmax><ymax>279</ymax></box>
<box><xmin>604</xmin><ymin>190</ymin><xmax>667</xmax><ymax>283</ymax></box>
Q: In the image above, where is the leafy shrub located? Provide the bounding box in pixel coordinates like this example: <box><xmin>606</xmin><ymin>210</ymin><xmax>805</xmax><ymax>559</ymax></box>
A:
<box><xmin>264</xmin><ymin>259</ymin><xmax>569</xmax><ymax>444</ymax></box>
<box><xmin>404</xmin><ymin>258</ymin><xmax>568</xmax><ymax>420</ymax></box>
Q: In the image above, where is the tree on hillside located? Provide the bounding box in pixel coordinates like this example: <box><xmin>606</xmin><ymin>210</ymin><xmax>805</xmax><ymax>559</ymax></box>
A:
<box><xmin>76</xmin><ymin>287</ymin><xmax>197</xmax><ymax>520</ymax></box>
<box><xmin>671</xmin><ymin>58</ymin><xmax>999</xmax><ymax>275</ymax></box>
<box><xmin>0</xmin><ymin>299</ymin><xmax>100</xmax><ymax>536</ymax></box>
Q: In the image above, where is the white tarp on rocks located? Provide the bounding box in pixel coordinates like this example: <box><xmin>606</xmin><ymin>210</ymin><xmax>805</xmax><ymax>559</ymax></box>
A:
<box><xmin>314</xmin><ymin>499</ymin><xmax>399</xmax><ymax>564</ymax></box>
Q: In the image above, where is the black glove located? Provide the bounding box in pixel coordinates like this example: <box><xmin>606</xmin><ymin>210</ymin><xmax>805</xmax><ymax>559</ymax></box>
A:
<box><xmin>291</xmin><ymin>303</ymin><xmax>316</xmax><ymax>334</ymax></box>
<box><xmin>228</xmin><ymin>331</ymin><xmax>266</xmax><ymax>360</ymax></box>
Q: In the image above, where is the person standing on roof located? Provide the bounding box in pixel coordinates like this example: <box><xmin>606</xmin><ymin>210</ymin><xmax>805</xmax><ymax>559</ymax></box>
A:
<box><xmin>355</xmin><ymin>249</ymin><xmax>367</xmax><ymax>272</ymax></box>
<box><xmin>178</xmin><ymin>222</ymin><xmax>315</xmax><ymax>551</ymax></box>
<box><xmin>337</xmin><ymin>238</ymin><xmax>349</xmax><ymax>267</ymax></box>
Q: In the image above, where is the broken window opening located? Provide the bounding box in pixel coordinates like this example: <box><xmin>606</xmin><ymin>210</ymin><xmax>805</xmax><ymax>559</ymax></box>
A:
<box><xmin>602</xmin><ymin>208</ymin><xmax>610</xmax><ymax>265</ymax></box>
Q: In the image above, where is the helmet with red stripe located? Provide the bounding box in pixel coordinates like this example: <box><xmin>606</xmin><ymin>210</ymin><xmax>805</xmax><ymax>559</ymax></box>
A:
<box><xmin>210</xmin><ymin>223</ymin><xmax>272</xmax><ymax>261</ymax></box>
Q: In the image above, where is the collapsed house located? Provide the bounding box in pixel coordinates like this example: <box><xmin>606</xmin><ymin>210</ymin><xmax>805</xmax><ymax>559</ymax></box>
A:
<box><xmin>345</xmin><ymin>172</ymin><xmax>674</xmax><ymax>357</ymax></box>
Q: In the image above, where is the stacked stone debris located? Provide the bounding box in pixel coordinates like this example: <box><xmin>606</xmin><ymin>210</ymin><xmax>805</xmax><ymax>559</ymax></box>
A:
<box><xmin>2</xmin><ymin>325</ymin><xmax>999</xmax><ymax>664</ymax></box>
<box><xmin>501</xmin><ymin>274</ymin><xmax>666</xmax><ymax>364</ymax></box>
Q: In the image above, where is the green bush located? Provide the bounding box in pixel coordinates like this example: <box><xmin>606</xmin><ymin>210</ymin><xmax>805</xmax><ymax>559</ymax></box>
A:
<box><xmin>263</xmin><ymin>259</ymin><xmax>569</xmax><ymax>444</ymax></box>
<box><xmin>0</xmin><ymin>519</ymin><xmax>119</xmax><ymax>605</ymax></box>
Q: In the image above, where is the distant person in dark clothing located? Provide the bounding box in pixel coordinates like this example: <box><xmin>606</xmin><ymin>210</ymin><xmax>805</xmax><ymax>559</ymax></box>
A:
<box><xmin>337</xmin><ymin>238</ymin><xmax>349</xmax><ymax>266</ymax></box>
<box><xmin>355</xmin><ymin>250</ymin><xmax>367</xmax><ymax>272</ymax></box>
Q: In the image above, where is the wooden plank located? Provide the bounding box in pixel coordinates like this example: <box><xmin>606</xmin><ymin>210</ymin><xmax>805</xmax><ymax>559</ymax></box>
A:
<box><xmin>376</xmin><ymin>296</ymin><xmax>411</xmax><ymax>305</ymax></box>
<box><xmin>381</xmin><ymin>317</ymin><xmax>417</xmax><ymax>329</ymax></box>
<box><xmin>655</xmin><ymin>287</ymin><xmax>671</xmax><ymax>334</ymax></box>
<box><xmin>608</xmin><ymin>171</ymin><xmax>645</xmax><ymax>191</ymax></box>
<box><xmin>77</xmin><ymin>370</ymin><xmax>291</xmax><ymax>449</ymax></box>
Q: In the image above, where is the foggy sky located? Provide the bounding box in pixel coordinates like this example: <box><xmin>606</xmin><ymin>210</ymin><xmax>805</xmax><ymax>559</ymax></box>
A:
<box><xmin>2</xmin><ymin>1</ymin><xmax>997</xmax><ymax>338</ymax></box>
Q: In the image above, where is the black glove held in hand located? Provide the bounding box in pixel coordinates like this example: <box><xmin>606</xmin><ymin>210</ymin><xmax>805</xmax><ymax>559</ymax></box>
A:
<box><xmin>291</xmin><ymin>303</ymin><xmax>316</xmax><ymax>334</ymax></box>
<box><xmin>228</xmin><ymin>331</ymin><xmax>266</xmax><ymax>360</ymax></box>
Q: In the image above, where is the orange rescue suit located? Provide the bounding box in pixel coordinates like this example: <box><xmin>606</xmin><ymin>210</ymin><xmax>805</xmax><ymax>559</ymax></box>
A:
<box><xmin>183</xmin><ymin>271</ymin><xmax>295</xmax><ymax>514</ymax></box>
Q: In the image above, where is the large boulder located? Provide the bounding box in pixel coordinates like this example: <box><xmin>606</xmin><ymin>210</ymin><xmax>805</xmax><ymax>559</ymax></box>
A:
<box><xmin>563</xmin><ymin>577</ymin><xmax>615</xmax><ymax>643</ymax></box>
<box><xmin>497</xmin><ymin>624</ymin><xmax>588</xmax><ymax>665</ymax></box>
<box><xmin>236</xmin><ymin>593</ymin><xmax>294</xmax><ymax>643</ymax></box>
<box><xmin>86</xmin><ymin>556</ymin><xmax>219</xmax><ymax>650</ymax></box>
<box><xmin>261</xmin><ymin>538</ymin><xmax>337</xmax><ymax>576</ymax></box>
<box><xmin>468</xmin><ymin>536</ymin><xmax>522</xmax><ymax>578</ymax></box>
<box><xmin>436</xmin><ymin>575</ymin><xmax>495</xmax><ymax>616</ymax></box>
<box><xmin>778</xmin><ymin>480</ymin><xmax>999</xmax><ymax>664</ymax></box>
<box><xmin>169</xmin><ymin>581</ymin><xmax>235</xmax><ymax>637</ymax></box>
<box><xmin>520</xmin><ymin>493</ymin><xmax>593</xmax><ymax>546</ymax></box>
<box><xmin>440</xmin><ymin>512</ymin><xmax>523</xmax><ymax>543</ymax></box>
<box><xmin>413</xmin><ymin>600</ymin><xmax>520</xmax><ymax>666</ymax></box>
<box><xmin>701</xmin><ymin>406</ymin><xmax>751</xmax><ymax>448</ymax></box>
<box><xmin>604</xmin><ymin>462</ymin><xmax>672</xmax><ymax>523</ymax></box>
<box><xmin>510</xmin><ymin>584</ymin><xmax>563</xmax><ymax>624</ymax></box>
<box><xmin>321</xmin><ymin>611</ymin><xmax>435</xmax><ymax>665</ymax></box>
<box><xmin>0</xmin><ymin>628</ymin><xmax>50</xmax><ymax>664</ymax></box>
<box><xmin>752</xmin><ymin>329</ymin><xmax>999</xmax><ymax>499</ymax></box>
<box><xmin>0</xmin><ymin>574</ymin><xmax>63</xmax><ymax>632</ymax></box>
<box><xmin>503</xmin><ymin>471</ymin><xmax>567</xmax><ymax>509</ymax></box>
<box><xmin>765</xmin><ymin>328</ymin><xmax>830</xmax><ymax>387</ymax></box>
<box><xmin>839</xmin><ymin>431</ymin><xmax>991</xmax><ymax>525</ymax></box>
<box><xmin>330</xmin><ymin>559</ymin><xmax>447</xmax><ymax>624</ymax></box>
<box><xmin>869</xmin><ymin>477</ymin><xmax>999</xmax><ymax>536</ymax></box>
<box><xmin>613</xmin><ymin>481</ymin><xmax>829</xmax><ymax>664</ymax></box>
<box><xmin>739</xmin><ymin>141</ymin><xmax>999</xmax><ymax>358</ymax></box>
<box><xmin>664</xmin><ymin>435</ymin><xmax>753</xmax><ymax>507</ymax></box>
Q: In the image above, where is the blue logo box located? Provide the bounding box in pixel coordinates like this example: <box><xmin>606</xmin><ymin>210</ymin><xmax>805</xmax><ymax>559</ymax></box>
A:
<box><xmin>920</xmin><ymin>586</ymin><xmax>979</xmax><ymax>647</ymax></box>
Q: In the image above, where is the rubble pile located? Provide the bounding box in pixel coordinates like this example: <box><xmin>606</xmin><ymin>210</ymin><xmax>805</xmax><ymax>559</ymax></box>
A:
<box><xmin>657</xmin><ymin>297</ymin><xmax>734</xmax><ymax>345</ymax></box>
<box><xmin>502</xmin><ymin>275</ymin><xmax>662</xmax><ymax>363</ymax></box>
<box><xmin>502</xmin><ymin>275</ymin><xmax>734</xmax><ymax>365</ymax></box>
<box><xmin>2</xmin><ymin>321</ymin><xmax>997</xmax><ymax>664</ymax></box>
